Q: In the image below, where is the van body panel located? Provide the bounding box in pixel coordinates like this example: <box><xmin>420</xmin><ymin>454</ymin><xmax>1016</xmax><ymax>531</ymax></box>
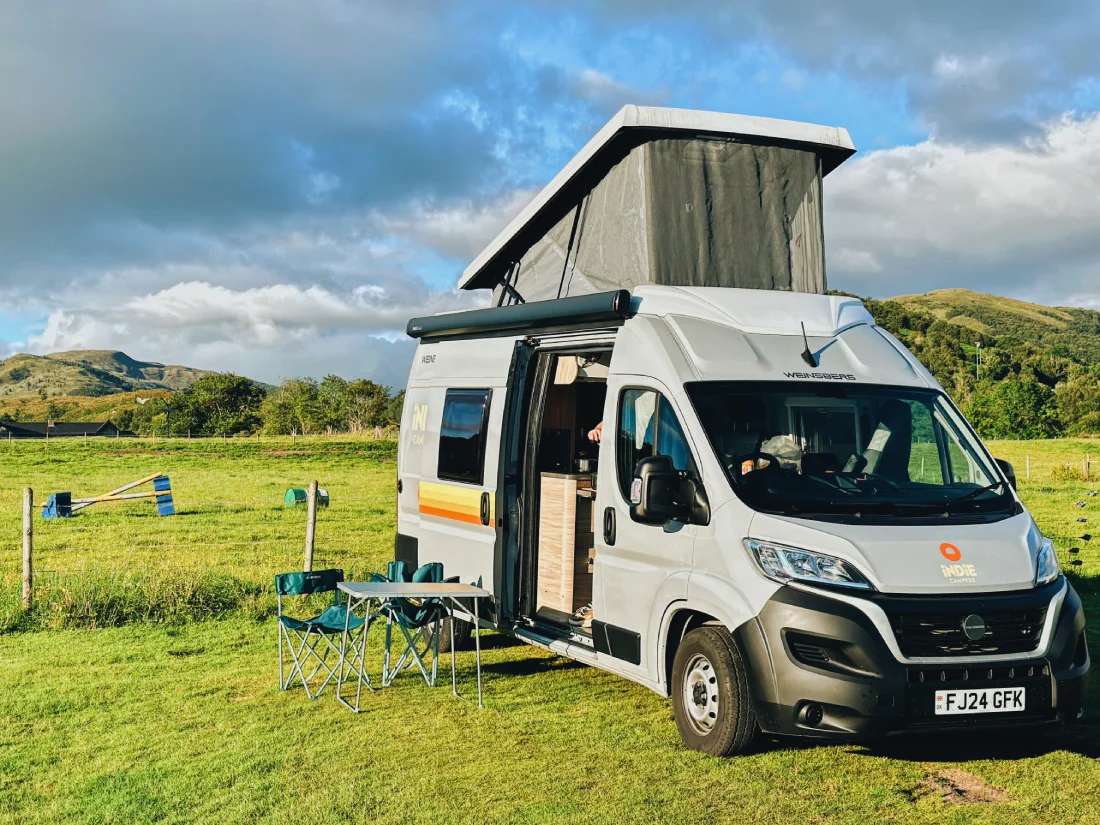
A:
<box><xmin>594</xmin><ymin>373</ymin><xmax>699</xmax><ymax>680</ymax></box>
<box><xmin>632</xmin><ymin>285</ymin><xmax>872</xmax><ymax>337</ymax></box>
<box><xmin>399</xmin><ymin>336</ymin><xmax>515</xmax><ymax>603</ymax></box>
<box><xmin>748</xmin><ymin>510</ymin><xmax>1041</xmax><ymax>594</ymax></box>
<box><xmin>685</xmin><ymin>503</ymin><xmax>782</xmax><ymax>633</ymax></box>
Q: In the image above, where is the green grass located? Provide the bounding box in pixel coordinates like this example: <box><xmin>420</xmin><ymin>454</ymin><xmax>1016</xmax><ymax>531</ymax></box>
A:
<box><xmin>0</xmin><ymin>437</ymin><xmax>396</xmax><ymax>631</ymax></box>
<box><xmin>5</xmin><ymin>437</ymin><xmax>1100</xmax><ymax>824</ymax></box>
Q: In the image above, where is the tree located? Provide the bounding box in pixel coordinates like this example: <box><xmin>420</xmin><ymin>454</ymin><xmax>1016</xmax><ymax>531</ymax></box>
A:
<box><xmin>966</xmin><ymin>379</ymin><xmax>1062</xmax><ymax>440</ymax></box>
<box><xmin>344</xmin><ymin>379</ymin><xmax>390</xmax><ymax>431</ymax></box>
<box><xmin>384</xmin><ymin>389</ymin><xmax>405</xmax><ymax>426</ymax></box>
<box><xmin>1055</xmin><ymin>368</ymin><xmax>1100</xmax><ymax>434</ymax></box>
<box><xmin>174</xmin><ymin>374</ymin><xmax>266</xmax><ymax>435</ymax></box>
<box><xmin>261</xmin><ymin>378</ymin><xmax>323</xmax><ymax>435</ymax></box>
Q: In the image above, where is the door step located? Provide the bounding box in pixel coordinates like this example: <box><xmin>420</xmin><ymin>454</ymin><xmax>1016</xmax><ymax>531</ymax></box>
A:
<box><xmin>514</xmin><ymin>626</ymin><xmax>598</xmax><ymax>663</ymax></box>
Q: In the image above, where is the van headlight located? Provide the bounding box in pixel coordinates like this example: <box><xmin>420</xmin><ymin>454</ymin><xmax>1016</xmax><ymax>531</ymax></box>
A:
<box><xmin>1036</xmin><ymin>538</ymin><xmax>1061</xmax><ymax>586</ymax></box>
<box><xmin>744</xmin><ymin>538</ymin><xmax>873</xmax><ymax>590</ymax></box>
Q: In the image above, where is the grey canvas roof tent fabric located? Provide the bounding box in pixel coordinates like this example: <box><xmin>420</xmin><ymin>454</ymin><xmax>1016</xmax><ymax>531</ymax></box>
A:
<box><xmin>460</xmin><ymin>106</ymin><xmax>856</xmax><ymax>304</ymax></box>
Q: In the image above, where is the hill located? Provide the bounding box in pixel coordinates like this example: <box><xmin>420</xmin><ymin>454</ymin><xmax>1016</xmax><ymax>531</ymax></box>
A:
<box><xmin>889</xmin><ymin>289</ymin><xmax>1100</xmax><ymax>366</ymax></box>
<box><xmin>0</xmin><ymin>350</ymin><xmax>215</xmax><ymax>399</ymax></box>
<box><xmin>851</xmin><ymin>288</ymin><xmax>1100</xmax><ymax>438</ymax></box>
<box><xmin>0</xmin><ymin>389</ymin><xmax>173</xmax><ymax>424</ymax></box>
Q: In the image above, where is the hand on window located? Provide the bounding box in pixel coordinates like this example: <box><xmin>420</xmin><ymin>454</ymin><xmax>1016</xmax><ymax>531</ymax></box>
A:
<box><xmin>587</xmin><ymin>421</ymin><xmax>603</xmax><ymax>443</ymax></box>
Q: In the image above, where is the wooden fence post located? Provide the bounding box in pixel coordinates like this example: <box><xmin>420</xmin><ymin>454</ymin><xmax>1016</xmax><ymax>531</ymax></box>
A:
<box><xmin>304</xmin><ymin>480</ymin><xmax>318</xmax><ymax>572</ymax></box>
<box><xmin>22</xmin><ymin>487</ymin><xmax>33</xmax><ymax>611</ymax></box>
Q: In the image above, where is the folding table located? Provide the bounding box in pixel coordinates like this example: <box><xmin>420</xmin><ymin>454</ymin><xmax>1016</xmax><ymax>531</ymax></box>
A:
<box><xmin>335</xmin><ymin>581</ymin><xmax>491</xmax><ymax>712</ymax></box>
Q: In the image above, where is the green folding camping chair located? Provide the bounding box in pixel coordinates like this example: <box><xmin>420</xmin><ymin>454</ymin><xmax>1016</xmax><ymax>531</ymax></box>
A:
<box><xmin>275</xmin><ymin>568</ymin><xmax>366</xmax><ymax>699</ymax></box>
<box><xmin>376</xmin><ymin>561</ymin><xmax>455</xmax><ymax>688</ymax></box>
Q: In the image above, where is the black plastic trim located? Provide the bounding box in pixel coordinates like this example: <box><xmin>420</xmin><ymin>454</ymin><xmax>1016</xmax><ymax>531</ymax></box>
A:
<box><xmin>592</xmin><ymin>620</ymin><xmax>641</xmax><ymax>665</ymax></box>
<box><xmin>732</xmin><ymin>579</ymin><xmax>1089</xmax><ymax>742</ymax></box>
<box><xmin>408</xmin><ymin>290</ymin><xmax>632</xmax><ymax>341</ymax></box>
<box><xmin>394</xmin><ymin>532</ymin><xmax>418</xmax><ymax>569</ymax></box>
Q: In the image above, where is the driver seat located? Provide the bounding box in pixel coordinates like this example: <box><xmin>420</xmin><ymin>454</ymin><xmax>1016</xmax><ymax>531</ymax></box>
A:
<box><xmin>855</xmin><ymin>400</ymin><xmax>913</xmax><ymax>481</ymax></box>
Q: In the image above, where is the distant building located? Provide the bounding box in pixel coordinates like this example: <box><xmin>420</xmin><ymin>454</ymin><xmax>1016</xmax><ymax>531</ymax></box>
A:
<box><xmin>0</xmin><ymin>421</ymin><xmax>135</xmax><ymax>439</ymax></box>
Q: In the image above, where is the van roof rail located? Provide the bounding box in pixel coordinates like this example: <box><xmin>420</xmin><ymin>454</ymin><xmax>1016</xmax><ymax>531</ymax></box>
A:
<box><xmin>407</xmin><ymin>289</ymin><xmax>633</xmax><ymax>341</ymax></box>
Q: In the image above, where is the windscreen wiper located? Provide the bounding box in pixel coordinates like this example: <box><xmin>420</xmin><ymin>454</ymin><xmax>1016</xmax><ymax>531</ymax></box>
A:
<box><xmin>945</xmin><ymin>481</ymin><xmax>1007</xmax><ymax>511</ymax></box>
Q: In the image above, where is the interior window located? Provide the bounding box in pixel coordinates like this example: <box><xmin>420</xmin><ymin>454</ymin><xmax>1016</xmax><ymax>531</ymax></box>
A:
<box><xmin>617</xmin><ymin>389</ymin><xmax>694</xmax><ymax>498</ymax></box>
<box><xmin>438</xmin><ymin>388</ymin><xmax>492</xmax><ymax>485</ymax></box>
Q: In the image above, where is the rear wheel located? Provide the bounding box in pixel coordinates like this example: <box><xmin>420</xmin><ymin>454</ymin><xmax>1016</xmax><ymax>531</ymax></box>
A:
<box><xmin>671</xmin><ymin>626</ymin><xmax>757</xmax><ymax>756</ymax></box>
<box><xmin>425</xmin><ymin>614</ymin><xmax>473</xmax><ymax>653</ymax></box>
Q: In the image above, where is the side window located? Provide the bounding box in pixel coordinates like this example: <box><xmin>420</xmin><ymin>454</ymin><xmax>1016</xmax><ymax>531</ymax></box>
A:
<box><xmin>438</xmin><ymin>389</ymin><xmax>492</xmax><ymax>485</ymax></box>
<box><xmin>617</xmin><ymin>389</ymin><xmax>695</xmax><ymax>499</ymax></box>
<box><xmin>906</xmin><ymin>400</ymin><xmax>944</xmax><ymax>484</ymax></box>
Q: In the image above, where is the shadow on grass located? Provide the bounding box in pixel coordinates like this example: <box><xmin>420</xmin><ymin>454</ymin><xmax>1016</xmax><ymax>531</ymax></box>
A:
<box><xmin>853</xmin><ymin>724</ymin><xmax>1100</xmax><ymax>762</ymax></box>
<box><xmin>470</xmin><ymin>633</ymin><xmax>523</xmax><ymax>652</ymax></box>
<box><xmin>480</xmin><ymin>655</ymin><xmax>585</xmax><ymax>678</ymax></box>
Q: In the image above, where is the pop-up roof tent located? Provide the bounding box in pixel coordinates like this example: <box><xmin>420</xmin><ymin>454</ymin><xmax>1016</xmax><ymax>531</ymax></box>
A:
<box><xmin>459</xmin><ymin>106</ymin><xmax>856</xmax><ymax>304</ymax></box>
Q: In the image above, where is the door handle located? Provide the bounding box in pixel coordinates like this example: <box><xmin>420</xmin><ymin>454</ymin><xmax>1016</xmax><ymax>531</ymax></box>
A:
<box><xmin>603</xmin><ymin>506</ymin><xmax>616</xmax><ymax>546</ymax></box>
<box><xmin>480</xmin><ymin>492</ymin><xmax>491</xmax><ymax>526</ymax></box>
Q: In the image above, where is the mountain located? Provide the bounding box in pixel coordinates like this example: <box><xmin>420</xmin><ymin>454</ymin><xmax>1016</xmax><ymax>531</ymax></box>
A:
<box><xmin>0</xmin><ymin>350</ymin><xmax>215</xmax><ymax>399</ymax></box>
<box><xmin>887</xmin><ymin>289</ymin><xmax>1100</xmax><ymax>367</ymax></box>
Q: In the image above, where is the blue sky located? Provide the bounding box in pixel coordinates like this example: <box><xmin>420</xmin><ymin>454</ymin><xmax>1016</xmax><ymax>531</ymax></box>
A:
<box><xmin>2</xmin><ymin>0</ymin><xmax>1100</xmax><ymax>386</ymax></box>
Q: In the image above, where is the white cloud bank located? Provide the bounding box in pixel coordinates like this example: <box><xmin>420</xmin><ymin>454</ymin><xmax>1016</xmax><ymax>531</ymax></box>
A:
<box><xmin>21</xmin><ymin>279</ymin><xmax>483</xmax><ymax>389</ymax></box>
<box><xmin>826</xmin><ymin>111</ymin><xmax>1100</xmax><ymax>307</ymax></box>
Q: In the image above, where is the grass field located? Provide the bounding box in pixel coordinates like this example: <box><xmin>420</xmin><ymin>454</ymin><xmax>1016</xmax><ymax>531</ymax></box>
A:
<box><xmin>4</xmin><ymin>437</ymin><xmax>1100</xmax><ymax>824</ymax></box>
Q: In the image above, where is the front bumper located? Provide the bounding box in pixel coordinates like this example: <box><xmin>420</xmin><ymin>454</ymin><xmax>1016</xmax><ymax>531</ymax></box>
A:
<box><xmin>733</xmin><ymin>579</ymin><xmax>1090</xmax><ymax>741</ymax></box>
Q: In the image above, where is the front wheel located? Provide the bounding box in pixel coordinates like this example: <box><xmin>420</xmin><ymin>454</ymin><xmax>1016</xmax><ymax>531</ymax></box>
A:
<box><xmin>671</xmin><ymin>626</ymin><xmax>758</xmax><ymax>756</ymax></box>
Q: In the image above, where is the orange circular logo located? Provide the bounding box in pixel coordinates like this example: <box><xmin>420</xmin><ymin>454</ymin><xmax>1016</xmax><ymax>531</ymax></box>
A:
<box><xmin>940</xmin><ymin>543</ymin><xmax>962</xmax><ymax>562</ymax></box>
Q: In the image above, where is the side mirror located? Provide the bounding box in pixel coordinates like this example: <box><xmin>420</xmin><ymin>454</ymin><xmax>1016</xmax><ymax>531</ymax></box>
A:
<box><xmin>995</xmin><ymin>458</ymin><xmax>1017</xmax><ymax>491</ymax></box>
<box><xmin>629</xmin><ymin>455</ymin><xmax>709</xmax><ymax>526</ymax></box>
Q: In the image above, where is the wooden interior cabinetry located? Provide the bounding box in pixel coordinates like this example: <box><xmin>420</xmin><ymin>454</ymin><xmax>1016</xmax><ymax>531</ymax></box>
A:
<box><xmin>536</xmin><ymin>473</ymin><xmax>595</xmax><ymax>614</ymax></box>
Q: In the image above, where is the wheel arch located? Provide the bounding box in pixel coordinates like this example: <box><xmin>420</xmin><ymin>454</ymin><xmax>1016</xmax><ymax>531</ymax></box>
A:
<box><xmin>661</xmin><ymin>607</ymin><xmax>720</xmax><ymax>697</ymax></box>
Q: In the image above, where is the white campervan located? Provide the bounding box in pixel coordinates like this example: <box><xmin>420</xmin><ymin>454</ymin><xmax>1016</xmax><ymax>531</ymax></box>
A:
<box><xmin>396</xmin><ymin>108</ymin><xmax>1089</xmax><ymax>756</ymax></box>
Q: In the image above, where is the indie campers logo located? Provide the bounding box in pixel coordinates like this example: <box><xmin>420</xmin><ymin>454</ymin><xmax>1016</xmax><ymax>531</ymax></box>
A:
<box><xmin>939</xmin><ymin>542</ymin><xmax>978</xmax><ymax>584</ymax></box>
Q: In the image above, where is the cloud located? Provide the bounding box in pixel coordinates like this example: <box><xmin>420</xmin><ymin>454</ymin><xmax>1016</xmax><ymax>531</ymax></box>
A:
<box><xmin>4</xmin><ymin>0</ymin><xmax>1100</xmax><ymax>391</ymax></box>
<box><xmin>825</xmin><ymin>111</ymin><xmax>1100</xmax><ymax>304</ymax></box>
<box><xmin>579</xmin><ymin>0</ymin><xmax>1100</xmax><ymax>140</ymax></box>
<box><xmin>20</xmin><ymin>278</ymin><xmax>485</xmax><ymax>388</ymax></box>
<box><xmin>368</xmin><ymin>189</ymin><xmax>537</xmax><ymax>262</ymax></box>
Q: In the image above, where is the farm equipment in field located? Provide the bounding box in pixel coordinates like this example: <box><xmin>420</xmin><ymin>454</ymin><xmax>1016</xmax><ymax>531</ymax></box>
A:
<box><xmin>284</xmin><ymin>487</ymin><xmax>329</xmax><ymax>507</ymax></box>
<box><xmin>42</xmin><ymin>473</ymin><xmax>175</xmax><ymax>519</ymax></box>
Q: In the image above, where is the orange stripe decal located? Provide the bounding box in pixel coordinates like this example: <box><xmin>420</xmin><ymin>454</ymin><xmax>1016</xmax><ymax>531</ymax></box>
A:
<box><xmin>418</xmin><ymin>481</ymin><xmax>495</xmax><ymax>528</ymax></box>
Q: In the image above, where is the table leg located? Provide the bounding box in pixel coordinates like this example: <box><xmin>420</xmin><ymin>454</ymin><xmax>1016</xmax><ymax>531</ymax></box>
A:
<box><xmin>450</xmin><ymin>600</ymin><xmax>458</xmax><ymax>698</ymax></box>
<box><xmin>353</xmin><ymin>597</ymin><xmax>370</xmax><ymax>711</ymax></box>
<box><xmin>336</xmin><ymin>594</ymin><xmax>352</xmax><ymax>701</ymax></box>
<box><xmin>474</xmin><ymin>597</ymin><xmax>483</xmax><ymax>709</ymax></box>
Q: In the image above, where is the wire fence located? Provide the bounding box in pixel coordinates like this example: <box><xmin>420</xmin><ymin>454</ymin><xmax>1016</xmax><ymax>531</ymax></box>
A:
<box><xmin>4</xmin><ymin>479</ymin><xmax>399</xmax><ymax>632</ymax></box>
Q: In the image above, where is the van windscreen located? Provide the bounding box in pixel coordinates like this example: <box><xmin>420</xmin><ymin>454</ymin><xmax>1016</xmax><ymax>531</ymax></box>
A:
<box><xmin>685</xmin><ymin>381</ymin><xmax>1015</xmax><ymax>522</ymax></box>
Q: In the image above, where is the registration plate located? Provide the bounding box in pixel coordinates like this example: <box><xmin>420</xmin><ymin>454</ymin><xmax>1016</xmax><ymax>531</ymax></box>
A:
<box><xmin>934</xmin><ymin>687</ymin><xmax>1025</xmax><ymax>715</ymax></box>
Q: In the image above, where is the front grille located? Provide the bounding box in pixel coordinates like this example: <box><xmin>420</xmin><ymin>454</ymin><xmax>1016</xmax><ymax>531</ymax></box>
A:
<box><xmin>906</xmin><ymin>663</ymin><xmax>1049</xmax><ymax>684</ymax></box>
<box><xmin>889</xmin><ymin>608</ymin><xmax>1046</xmax><ymax>657</ymax></box>
<box><xmin>903</xmin><ymin>660</ymin><xmax>1054</xmax><ymax>726</ymax></box>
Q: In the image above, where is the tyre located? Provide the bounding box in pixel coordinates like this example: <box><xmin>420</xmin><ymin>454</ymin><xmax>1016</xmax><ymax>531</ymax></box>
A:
<box><xmin>425</xmin><ymin>614</ymin><xmax>473</xmax><ymax>653</ymax></box>
<box><xmin>671</xmin><ymin>626</ymin><xmax>758</xmax><ymax>756</ymax></box>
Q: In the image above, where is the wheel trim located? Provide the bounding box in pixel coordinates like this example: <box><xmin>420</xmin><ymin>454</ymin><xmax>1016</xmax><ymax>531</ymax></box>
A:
<box><xmin>682</xmin><ymin>653</ymin><xmax>719</xmax><ymax>735</ymax></box>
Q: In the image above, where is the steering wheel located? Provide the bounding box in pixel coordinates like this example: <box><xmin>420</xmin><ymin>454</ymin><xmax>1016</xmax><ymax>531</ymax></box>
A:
<box><xmin>731</xmin><ymin>452</ymin><xmax>783</xmax><ymax>479</ymax></box>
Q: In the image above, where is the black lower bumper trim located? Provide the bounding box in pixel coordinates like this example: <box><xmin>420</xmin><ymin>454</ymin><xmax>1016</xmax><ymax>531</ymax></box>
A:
<box><xmin>733</xmin><ymin>580</ymin><xmax>1089</xmax><ymax>742</ymax></box>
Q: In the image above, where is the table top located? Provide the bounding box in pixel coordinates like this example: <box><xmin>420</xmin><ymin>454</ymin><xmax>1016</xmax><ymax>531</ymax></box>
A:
<box><xmin>338</xmin><ymin>581</ymin><xmax>491</xmax><ymax>599</ymax></box>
